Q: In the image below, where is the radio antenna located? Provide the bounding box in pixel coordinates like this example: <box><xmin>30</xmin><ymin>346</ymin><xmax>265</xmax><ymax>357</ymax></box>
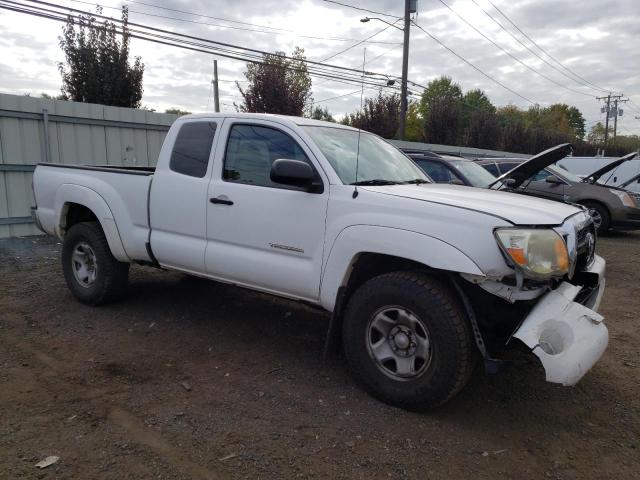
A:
<box><xmin>353</xmin><ymin>47</ymin><xmax>366</xmax><ymax>199</ymax></box>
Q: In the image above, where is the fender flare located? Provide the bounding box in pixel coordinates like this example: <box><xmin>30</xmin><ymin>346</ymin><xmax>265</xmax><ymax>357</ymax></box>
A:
<box><xmin>55</xmin><ymin>184</ymin><xmax>129</xmax><ymax>262</ymax></box>
<box><xmin>319</xmin><ymin>225</ymin><xmax>484</xmax><ymax>311</ymax></box>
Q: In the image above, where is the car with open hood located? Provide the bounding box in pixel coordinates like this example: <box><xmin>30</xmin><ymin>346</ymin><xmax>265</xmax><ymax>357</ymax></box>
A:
<box><xmin>477</xmin><ymin>147</ymin><xmax>640</xmax><ymax>234</ymax></box>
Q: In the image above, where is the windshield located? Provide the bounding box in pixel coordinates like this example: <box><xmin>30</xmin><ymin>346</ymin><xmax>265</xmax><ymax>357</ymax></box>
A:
<box><xmin>449</xmin><ymin>160</ymin><xmax>497</xmax><ymax>188</ymax></box>
<box><xmin>303</xmin><ymin>126</ymin><xmax>428</xmax><ymax>184</ymax></box>
<box><xmin>548</xmin><ymin>164</ymin><xmax>582</xmax><ymax>182</ymax></box>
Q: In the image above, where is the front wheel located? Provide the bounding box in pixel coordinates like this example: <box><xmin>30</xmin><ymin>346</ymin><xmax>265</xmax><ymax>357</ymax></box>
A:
<box><xmin>581</xmin><ymin>201</ymin><xmax>610</xmax><ymax>234</ymax></box>
<box><xmin>62</xmin><ymin>221</ymin><xmax>129</xmax><ymax>305</ymax></box>
<box><xmin>342</xmin><ymin>271</ymin><xmax>476</xmax><ymax>410</ymax></box>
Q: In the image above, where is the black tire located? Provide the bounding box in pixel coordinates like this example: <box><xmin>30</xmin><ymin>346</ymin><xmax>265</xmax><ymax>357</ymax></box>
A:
<box><xmin>62</xmin><ymin>221</ymin><xmax>129</xmax><ymax>305</ymax></box>
<box><xmin>581</xmin><ymin>201</ymin><xmax>610</xmax><ymax>234</ymax></box>
<box><xmin>342</xmin><ymin>271</ymin><xmax>475</xmax><ymax>410</ymax></box>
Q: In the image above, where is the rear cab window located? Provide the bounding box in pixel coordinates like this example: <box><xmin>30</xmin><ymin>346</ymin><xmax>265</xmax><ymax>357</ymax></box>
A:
<box><xmin>169</xmin><ymin>121</ymin><xmax>217</xmax><ymax>177</ymax></box>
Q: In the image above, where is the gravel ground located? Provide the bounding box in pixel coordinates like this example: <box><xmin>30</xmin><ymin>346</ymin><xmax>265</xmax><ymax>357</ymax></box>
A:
<box><xmin>1</xmin><ymin>233</ymin><xmax>639</xmax><ymax>479</ymax></box>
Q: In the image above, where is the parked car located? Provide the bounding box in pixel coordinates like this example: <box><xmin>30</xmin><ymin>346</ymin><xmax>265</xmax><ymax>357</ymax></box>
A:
<box><xmin>477</xmin><ymin>149</ymin><xmax>640</xmax><ymax>234</ymax></box>
<box><xmin>405</xmin><ymin>151</ymin><xmax>499</xmax><ymax>188</ymax></box>
<box><xmin>32</xmin><ymin>114</ymin><xmax>607</xmax><ymax>410</ymax></box>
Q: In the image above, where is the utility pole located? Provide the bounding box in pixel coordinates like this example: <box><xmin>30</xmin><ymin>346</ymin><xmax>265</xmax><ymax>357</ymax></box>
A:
<box><xmin>597</xmin><ymin>93</ymin><xmax>623</xmax><ymax>153</ymax></box>
<box><xmin>212</xmin><ymin>59</ymin><xmax>220</xmax><ymax>113</ymax></box>
<box><xmin>612</xmin><ymin>97</ymin><xmax>628</xmax><ymax>141</ymax></box>
<box><xmin>398</xmin><ymin>0</ymin><xmax>416</xmax><ymax>140</ymax></box>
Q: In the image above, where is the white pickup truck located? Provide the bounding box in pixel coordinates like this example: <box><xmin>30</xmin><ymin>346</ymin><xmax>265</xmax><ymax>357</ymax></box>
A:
<box><xmin>32</xmin><ymin>113</ymin><xmax>608</xmax><ymax>409</ymax></box>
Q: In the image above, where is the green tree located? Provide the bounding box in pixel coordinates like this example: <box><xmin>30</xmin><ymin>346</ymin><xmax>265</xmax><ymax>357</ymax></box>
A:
<box><xmin>165</xmin><ymin>108</ymin><xmax>191</xmax><ymax>116</ymax></box>
<box><xmin>418</xmin><ymin>76</ymin><xmax>463</xmax><ymax>114</ymax></box>
<box><xmin>404</xmin><ymin>101</ymin><xmax>423</xmax><ymax>142</ymax></box>
<box><xmin>418</xmin><ymin>77</ymin><xmax>463</xmax><ymax>144</ymax></box>
<box><xmin>423</xmin><ymin>98</ymin><xmax>462</xmax><ymax>145</ymax></box>
<box><xmin>542</xmin><ymin>104</ymin><xmax>586</xmax><ymax>140</ymax></box>
<box><xmin>58</xmin><ymin>7</ymin><xmax>144</xmax><ymax>107</ymax></box>
<box><xmin>342</xmin><ymin>92</ymin><xmax>401</xmax><ymax>139</ymax></box>
<box><xmin>307</xmin><ymin>105</ymin><xmax>335</xmax><ymax>122</ymax></box>
<box><xmin>237</xmin><ymin>47</ymin><xmax>312</xmax><ymax>116</ymax></box>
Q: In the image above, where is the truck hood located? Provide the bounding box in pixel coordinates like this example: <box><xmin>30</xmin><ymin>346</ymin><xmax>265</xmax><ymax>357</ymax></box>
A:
<box><xmin>363</xmin><ymin>183</ymin><xmax>581</xmax><ymax>225</ymax></box>
<box><xmin>582</xmin><ymin>152</ymin><xmax>638</xmax><ymax>184</ymax></box>
<box><xmin>490</xmin><ymin>143</ymin><xmax>572</xmax><ymax>189</ymax></box>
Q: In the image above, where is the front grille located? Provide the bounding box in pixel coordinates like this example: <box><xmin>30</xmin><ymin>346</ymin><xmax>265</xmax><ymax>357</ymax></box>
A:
<box><xmin>575</xmin><ymin>223</ymin><xmax>596</xmax><ymax>272</ymax></box>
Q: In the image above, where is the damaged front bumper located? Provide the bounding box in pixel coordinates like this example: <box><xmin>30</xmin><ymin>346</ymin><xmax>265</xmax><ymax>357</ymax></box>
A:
<box><xmin>512</xmin><ymin>255</ymin><xmax>608</xmax><ymax>386</ymax></box>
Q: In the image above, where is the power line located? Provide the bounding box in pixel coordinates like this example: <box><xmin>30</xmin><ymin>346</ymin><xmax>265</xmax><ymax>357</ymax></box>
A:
<box><xmin>469</xmin><ymin>0</ymin><xmax>614</xmax><ymax>95</ymax></box>
<box><xmin>0</xmin><ymin>0</ymin><xmax>403</xmax><ymax>93</ymax></box>
<box><xmin>319</xmin><ymin>20</ymin><xmax>400</xmax><ymax>63</ymax></box>
<box><xmin>64</xmin><ymin>0</ymin><xmax>401</xmax><ymax>44</ymax></box>
<box><xmin>14</xmin><ymin>0</ymin><xmax>402</xmax><ymax>85</ymax></box>
<box><xmin>484</xmin><ymin>0</ymin><xmax>614</xmax><ymax>95</ymax></box>
<box><xmin>313</xmin><ymin>89</ymin><xmax>361</xmax><ymax>104</ymax></box>
<box><xmin>319</xmin><ymin>0</ymin><xmax>401</xmax><ymax>20</ymax></box>
<box><xmin>435</xmin><ymin>0</ymin><xmax>595</xmax><ymax>98</ymax></box>
<box><xmin>410</xmin><ymin>20</ymin><xmax>535</xmax><ymax>104</ymax></box>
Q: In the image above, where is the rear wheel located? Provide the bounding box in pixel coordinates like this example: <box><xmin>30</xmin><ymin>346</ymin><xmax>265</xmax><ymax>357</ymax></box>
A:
<box><xmin>342</xmin><ymin>271</ymin><xmax>475</xmax><ymax>410</ymax></box>
<box><xmin>62</xmin><ymin>221</ymin><xmax>129</xmax><ymax>305</ymax></box>
<box><xmin>581</xmin><ymin>201</ymin><xmax>610</xmax><ymax>234</ymax></box>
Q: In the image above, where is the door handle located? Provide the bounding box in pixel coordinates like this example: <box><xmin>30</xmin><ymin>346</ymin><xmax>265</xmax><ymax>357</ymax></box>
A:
<box><xmin>210</xmin><ymin>196</ymin><xmax>234</xmax><ymax>205</ymax></box>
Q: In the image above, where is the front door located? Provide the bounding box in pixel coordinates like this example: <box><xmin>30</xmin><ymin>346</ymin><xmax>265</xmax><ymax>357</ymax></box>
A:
<box><xmin>204</xmin><ymin>120</ymin><xmax>329</xmax><ymax>301</ymax></box>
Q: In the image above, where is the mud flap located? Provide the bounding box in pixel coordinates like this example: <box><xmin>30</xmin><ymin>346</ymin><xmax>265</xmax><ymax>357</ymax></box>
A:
<box><xmin>513</xmin><ymin>282</ymin><xmax>608</xmax><ymax>386</ymax></box>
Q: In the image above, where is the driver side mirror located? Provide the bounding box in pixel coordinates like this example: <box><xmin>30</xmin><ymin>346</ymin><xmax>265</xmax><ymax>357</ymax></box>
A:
<box><xmin>270</xmin><ymin>159</ymin><xmax>321</xmax><ymax>193</ymax></box>
<box><xmin>449</xmin><ymin>178</ymin><xmax>465</xmax><ymax>186</ymax></box>
<box><xmin>545</xmin><ymin>175</ymin><xmax>564</xmax><ymax>185</ymax></box>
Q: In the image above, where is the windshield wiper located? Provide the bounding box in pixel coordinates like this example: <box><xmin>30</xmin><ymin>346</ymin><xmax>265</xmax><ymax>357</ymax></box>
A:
<box><xmin>401</xmin><ymin>178</ymin><xmax>430</xmax><ymax>185</ymax></box>
<box><xmin>350</xmin><ymin>179</ymin><xmax>401</xmax><ymax>186</ymax></box>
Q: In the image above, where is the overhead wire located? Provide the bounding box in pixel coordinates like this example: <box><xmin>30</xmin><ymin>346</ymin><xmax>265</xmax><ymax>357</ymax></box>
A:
<box><xmin>435</xmin><ymin>0</ymin><xmax>595</xmax><ymax>98</ymax></box>
<box><xmin>410</xmin><ymin>20</ymin><xmax>535</xmax><ymax>104</ymax></box>
<box><xmin>469</xmin><ymin>0</ymin><xmax>615</xmax><ymax>95</ymax></box>
<box><xmin>10</xmin><ymin>0</ymin><xmax>404</xmax><ymax>87</ymax></box>
<box><xmin>319</xmin><ymin>0</ymin><xmax>401</xmax><ymax>20</ymax></box>
<box><xmin>0</xmin><ymin>0</ymin><xmax>404</xmax><ymax>93</ymax></box>
<box><xmin>484</xmin><ymin>0</ymin><xmax>614</xmax><ymax>94</ymax></box>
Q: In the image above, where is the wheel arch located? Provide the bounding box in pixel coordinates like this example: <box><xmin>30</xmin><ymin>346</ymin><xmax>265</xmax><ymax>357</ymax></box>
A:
<box><xmin>320</xmin><ymin>225</ymin><xmax>484</xmax><ymax>313</ymax></box>
<box><xmin>55</xmin><ymin>184</ymin><xmax>129</xmax><ymax>262</ymax></box>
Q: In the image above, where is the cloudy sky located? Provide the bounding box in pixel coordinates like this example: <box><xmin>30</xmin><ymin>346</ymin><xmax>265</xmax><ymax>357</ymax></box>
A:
<box><xmin>0</xmin><ymin>0</ymin><xmax>639</xmax><ymax>135</ymax></box>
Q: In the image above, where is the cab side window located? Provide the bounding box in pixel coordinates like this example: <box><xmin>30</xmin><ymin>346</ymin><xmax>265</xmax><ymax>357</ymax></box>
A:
<box><xmin>169</xmin><ymin>122</ymin><xmax>217</xmax><ymax>178</ymax></box>
<box><xmin>223</xmin><ymin>124</ymin><xmax>313</xmax><ymax>190</ymax></box>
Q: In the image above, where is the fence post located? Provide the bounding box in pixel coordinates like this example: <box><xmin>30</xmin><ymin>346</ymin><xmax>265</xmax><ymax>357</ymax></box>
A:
<box><xmin>42</xmin><ymin>108</ymin><xmax>51</xmax><ymax>163</ymax></box>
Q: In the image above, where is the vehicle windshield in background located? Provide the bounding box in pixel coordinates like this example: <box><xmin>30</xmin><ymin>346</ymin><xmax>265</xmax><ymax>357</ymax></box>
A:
<box><xmin>450</xmin><ymin>160</ymin><xmax>497</xmax><ymax>188</ymax></box>
<box><xmin>303</xmin><ymin>126</ymin><xmax>429</xmax><ymax>185</ymax></box>
<box><xmin>548</xmin><ymin>164</ymin><xmax>582</xmax><ymax>182</ymax></box>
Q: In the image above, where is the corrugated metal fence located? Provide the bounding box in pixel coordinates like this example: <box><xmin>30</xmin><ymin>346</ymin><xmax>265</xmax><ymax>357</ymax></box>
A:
<box><xmin>0</xmin><ymin>92</ymin><xmax>178</xmax><ymax>238</ymax></box>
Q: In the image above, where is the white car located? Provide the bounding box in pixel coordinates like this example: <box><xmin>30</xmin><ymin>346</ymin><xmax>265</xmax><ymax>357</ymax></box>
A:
<box><xmin>32</xmin><ymin>113</ymin><xmax>608</xmax><ymax>409</ymax></box>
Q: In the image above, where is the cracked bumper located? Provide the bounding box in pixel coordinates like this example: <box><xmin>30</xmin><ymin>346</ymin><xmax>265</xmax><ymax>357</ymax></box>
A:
<box><xmin>513</xmin><ymin>255</ymin><xmax>608</xmax><ymax>386</ymax></box>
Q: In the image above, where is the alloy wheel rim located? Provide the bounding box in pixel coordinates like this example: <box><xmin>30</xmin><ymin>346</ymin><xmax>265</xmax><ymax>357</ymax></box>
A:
<box><xmin>588</xmin><ymin>208</ymin><xmax>602</xmax><ymax>228</ymax></box>
<box><xmin>71</xmin><ymin>242</ymin><xmax>98</xmax><ymax>288</ymax></box>
<box><xmin>365</xmin><ymin>306</ymin><xmax>432</xmax><ymax>380</ymax></box>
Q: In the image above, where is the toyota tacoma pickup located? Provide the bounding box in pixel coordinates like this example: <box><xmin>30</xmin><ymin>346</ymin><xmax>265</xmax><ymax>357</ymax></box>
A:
<box><xmin>31</xmin><ymin>113</ymin><xmax>608</xmax><ymax>410</ymax></box>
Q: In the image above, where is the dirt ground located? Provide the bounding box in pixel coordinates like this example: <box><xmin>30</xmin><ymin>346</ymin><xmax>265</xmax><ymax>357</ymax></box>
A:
<box><xmin>1</xmin><ymin>233</ymin><xmax>638</xmax><ymax>480</ymax></box>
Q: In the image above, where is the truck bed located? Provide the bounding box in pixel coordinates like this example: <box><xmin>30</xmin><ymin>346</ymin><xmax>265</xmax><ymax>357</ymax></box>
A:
<box><xmin>33</xmin><ymin>163</ymin><xmax>154</xmax><ymax>262</ymax></box>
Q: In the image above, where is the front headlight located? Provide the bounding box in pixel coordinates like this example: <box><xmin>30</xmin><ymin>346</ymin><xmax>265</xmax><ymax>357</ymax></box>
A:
<box><xmin>495</xmin><ymin>228</ymin><xmax>569</xmax><ymax>279</ymax></box>
<box><xmin>609</xmin><ymin>189</ymin><xmax>637</xmax><ymax>207</ymax></box>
